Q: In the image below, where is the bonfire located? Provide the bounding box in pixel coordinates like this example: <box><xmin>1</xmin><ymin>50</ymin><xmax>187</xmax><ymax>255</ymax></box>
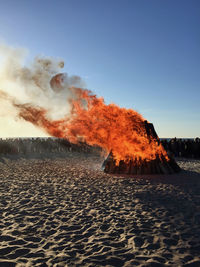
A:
<box><xmin>14</xmin><ymin>73</ymin><xmax>180</xmax><ymax>175</ymax></box>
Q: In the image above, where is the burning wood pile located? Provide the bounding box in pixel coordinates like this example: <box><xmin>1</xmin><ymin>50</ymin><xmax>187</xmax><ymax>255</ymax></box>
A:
<box><xmin>3</xmin><ymin>60</ymin><xmax>180</xmax><ymax>176</ymax></box>
<box><xmin>103</xmin><ymin>121</ymin><xmax>180</xmax><ymax>175</ymax></box>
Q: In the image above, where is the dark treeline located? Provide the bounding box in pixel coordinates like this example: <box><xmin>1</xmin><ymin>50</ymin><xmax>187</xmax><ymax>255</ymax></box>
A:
<box><xmin>0</xmin><ymin>138</ymin><xmax>101</xmax><ymax>156</ymax></box>
<box><xmin>161</xmin><ymin>138</ymin><xmax>200</xmax><ymax>159</ymax></box>
<box><xmin>0</xmin><ymin>137</ymin><xmax>200</xmax><ymax>159</ymax></box>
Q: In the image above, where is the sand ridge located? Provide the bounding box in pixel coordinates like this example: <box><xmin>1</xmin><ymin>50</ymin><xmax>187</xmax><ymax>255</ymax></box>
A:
<box><xmin>0</xmin><ymin>154</ymin><xmax>200</xmax><ymax>266</ymax></box>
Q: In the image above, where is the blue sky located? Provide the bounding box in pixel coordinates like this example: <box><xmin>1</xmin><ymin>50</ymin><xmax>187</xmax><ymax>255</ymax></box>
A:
<box><xmin>0</xmin><ymin>0</ymin><xmax>199</xmax><ymax>137</ymax></box>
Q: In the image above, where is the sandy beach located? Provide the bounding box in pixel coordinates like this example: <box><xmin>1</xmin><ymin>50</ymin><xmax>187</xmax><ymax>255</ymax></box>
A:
<box><xmin>0</xmin><ymin>153</ymin><xmax>200</xmax><ymax>266</ymax></box>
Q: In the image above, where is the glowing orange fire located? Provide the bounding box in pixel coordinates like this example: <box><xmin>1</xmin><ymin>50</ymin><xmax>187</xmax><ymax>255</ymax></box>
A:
<box><xmin>16</xmin><ymin>74</ymin><xmax>168</xmax><ymax>164</ymax></box>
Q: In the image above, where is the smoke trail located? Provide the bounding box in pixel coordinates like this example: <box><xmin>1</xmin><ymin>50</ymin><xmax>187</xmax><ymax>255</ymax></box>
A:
<box><xmin>0</xmin><ymin>43</ymin><xmax>85</xmax><ymax>137</ymax></box>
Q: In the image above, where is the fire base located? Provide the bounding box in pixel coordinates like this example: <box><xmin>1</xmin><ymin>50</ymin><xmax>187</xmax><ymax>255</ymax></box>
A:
<box><xmin>102</xmin><ymin>121</ymin><xmax>181</xmax><ymax>175</ymax></box>
<box><xmin>103</xmin><ymin>153</ymin><xmax>180</xmax><ymax>175</ymax></box>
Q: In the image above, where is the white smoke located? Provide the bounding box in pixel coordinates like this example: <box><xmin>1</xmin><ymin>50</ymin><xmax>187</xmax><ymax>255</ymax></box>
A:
<box><xmin>0</xmin><ymin>43</ymin><xmax>85</xmax><ymax>137</ymax></box>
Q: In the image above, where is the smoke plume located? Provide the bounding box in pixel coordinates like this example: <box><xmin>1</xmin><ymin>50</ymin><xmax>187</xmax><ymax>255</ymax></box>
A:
<box><xmin>0</xmin><ymin>43</ymin><xmax>85</xmax><ymax>136</ymax></box>
<box><xmin>0</xmin><ymin>43</ymin><xmax>86</xmax><ymax>116</ymax></box>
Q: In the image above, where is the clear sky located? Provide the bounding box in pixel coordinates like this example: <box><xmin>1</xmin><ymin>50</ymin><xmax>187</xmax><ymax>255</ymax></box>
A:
<box><xmin>0</xmin><ymin>0</ymin><xmax>199</xmax><ymax>138</ymax></box>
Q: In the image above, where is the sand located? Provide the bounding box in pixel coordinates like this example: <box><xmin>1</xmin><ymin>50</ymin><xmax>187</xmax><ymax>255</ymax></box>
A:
<box><xmin>0</xmin><ymin>153</ymin><xmax>200</xmax><ymax>266</ymax></box>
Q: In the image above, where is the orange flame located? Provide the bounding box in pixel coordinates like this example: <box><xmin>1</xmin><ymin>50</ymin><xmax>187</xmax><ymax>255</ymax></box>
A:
<box><xmin>16</xmin><ymin>81</ymin><xmax>168</xmax><ymax>164</ymax></box>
